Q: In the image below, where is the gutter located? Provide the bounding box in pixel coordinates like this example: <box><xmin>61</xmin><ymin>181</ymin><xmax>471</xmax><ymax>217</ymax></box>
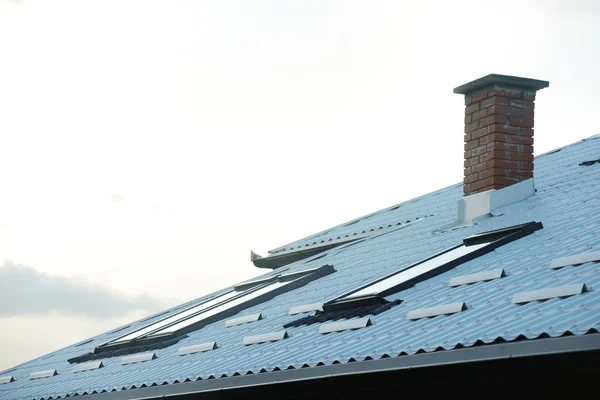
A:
<box><xmin>78</xmin><ymin>333</ymin><xmax>600</xmax><ymax>400</ymax></box>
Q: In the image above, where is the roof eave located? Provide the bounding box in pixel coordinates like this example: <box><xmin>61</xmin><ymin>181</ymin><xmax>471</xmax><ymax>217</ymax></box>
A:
<box><xmin>79</xmin><ymin>333</ymin><xmax>600</xmax><ymax>400</ymax></box>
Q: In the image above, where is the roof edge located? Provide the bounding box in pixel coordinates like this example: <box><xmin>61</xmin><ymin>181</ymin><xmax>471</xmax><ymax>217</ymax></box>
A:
<box><xmin>79</xmin><ymin>333</ymin><xmax>600</xmax><ymax>400</ymax></box>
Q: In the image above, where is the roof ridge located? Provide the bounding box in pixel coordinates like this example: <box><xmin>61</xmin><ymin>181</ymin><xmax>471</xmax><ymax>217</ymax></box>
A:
<box><xmin>268</xmin><ymin>136</ymin><xmax>600</xmax><ymax>255</ymax></box>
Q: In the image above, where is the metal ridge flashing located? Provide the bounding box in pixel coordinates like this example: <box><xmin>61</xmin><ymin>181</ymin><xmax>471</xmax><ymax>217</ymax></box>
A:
<box><xmin>289</xmin><ymin>302</ymin><xmax>324</xmax><ymax>315</ymax></box>
<box><xmin>178</xmin><ymin>342</ymin><xmax>218</xmax><ymax>355</ymax></box>
<box><xmin>243</xmin><ymin>330</ymin><xmax>288</xmax><ymax>345</ymax></box>
<box><xmin>319</xmin><ymin>317</ymin><xmax>372</xmax><ymax>334</ymax></box>
<box><xmin>72</xmin><ymin>361</ymin><xmax>103</xmax><ymax>373</ymax></box>
<box><xmin>121</xmin><ymin>352</ymin><xmax>157</xmax><ymax>365</ymax></box>
<box><xmin>512</xmin><ymin>283</ymin><xmax>587</xmax><ymax>304</ymax></box>
<box><xmin>77</xmin><ymin>334</ymin><xmax>600</xmax><ymax>400</ymax></box>
<box><xmin>407</xmin><ymin>302</ymin><xmax>466</xmax><ymax>320</ymax></box>
<box><xmin>29</xmin><ymin>370</ymin><xmax>57</xmax><ymax>380</ymax></box>
<box><xmin>258</xmin><ymin>218</ymin><xmax>427</xmax><ymax>269</ymax></box>
<box><xmin>225</xmin><ymin>313</ymin><xmax>263</xmax><ymax>327</ymax></box>
<box><xmin>549</xmin><ymin>251</ymin><xmax>600</xmax><ymax>269</ymax></box>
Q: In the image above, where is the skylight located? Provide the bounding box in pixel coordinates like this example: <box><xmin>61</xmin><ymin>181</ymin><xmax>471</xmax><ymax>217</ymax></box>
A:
<box><xmin>97</xmin><ymin>264</ymin><xmax>334</xmax><ymax>351</ymax></box>
<box><xmin>322</xmin><ymin>222</ymin><xmax>542</xmax><ymax>312</ymax></box>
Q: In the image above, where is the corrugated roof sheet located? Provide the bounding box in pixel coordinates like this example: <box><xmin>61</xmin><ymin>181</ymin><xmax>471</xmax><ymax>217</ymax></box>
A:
<box><xmin>1</xmin><ymin>135</ymin><xmax>600</xmax><ymax>400</ymax></box>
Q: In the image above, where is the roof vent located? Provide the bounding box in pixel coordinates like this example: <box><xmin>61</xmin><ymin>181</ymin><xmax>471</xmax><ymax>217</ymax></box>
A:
<box><xmin>318</xmin><ymin>317</ymin><xmax>372</xmax><ymax>334</ymax></box>
<box><xmin>407</xmin><ymin>302</ymin><xmax>466</xmax><ymax>320</ymax></box>
<box><xmin>29</xmin><ymin>370</ymin><xmax>57</xmax><ymax>380</ymax></box>
<box><xmin>120</xmin><ymin>352</ymin><xmax>157</xmax><ymax>365</ymax></box>
<box><xmin>549</xmin><ymin>251</ymin><xmax>600</xmax><ymax>269</ymax></box>
<box><xmin>512</xmin><ymin>283</ymin><xmax>587</xmax><ymax>304</ymax></box>
<box><xmin>72</xmin><ymin>361</ymin><xmax>103</xmax><ymax>373</ymax></box>
<box><xmin>0</xmin><ymin>376</ymin><xmax>15</xmax><ymax>384</ymax></box>
<box><xmin>243</xmin><ymin>330</ymin><xmax>289</xmax><ymax>345</ymax></box>
<box><xmin>178</xmin><ymin>342</ymin><xmax>218</xmax><ymax>355</ymax></box>
<box><xmin>225</xmin><ymin>313</ymin><xmax>263</xmax><ymax>327</ymax></box>
<box><xmin>449</xmin><ymin>269</ymin><xmax>505</xmax><ymax>287</ymax></box>
<box><xmin>289</xmin><ymin>302</ymin><xmax>324</xmax><ymax>315</ymax></box>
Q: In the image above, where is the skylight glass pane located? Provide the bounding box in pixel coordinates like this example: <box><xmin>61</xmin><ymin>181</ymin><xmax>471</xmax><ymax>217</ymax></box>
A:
<box><xmin>95</xmin><ymin>264</ymin><xmax>334</xmax><ymax>351</ymax></box>
<box><xmin>343</xmin><ymin>242</ymin><xmax>488</xmax><ymax>299</ymax></box>
<box><xmin>113</xmin><ymin>290</ymin><xmax>240</xmax><ymax>343</ymax></box>
<box><xmin>151</xmin><ymin>280</ymin><xmax>289</xmax><ymax>336</ymax></box>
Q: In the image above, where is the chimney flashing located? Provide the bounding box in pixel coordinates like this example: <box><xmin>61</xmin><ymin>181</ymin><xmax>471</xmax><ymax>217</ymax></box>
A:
<box><xmin>453</xmin><ymin>74</ymin><xmax>549</xmax><ymax>95</ymax></box>
<box><xmin>457</xmin><ymin>178</ymin><xmax>535</xmax><ymax>224</ymax></box>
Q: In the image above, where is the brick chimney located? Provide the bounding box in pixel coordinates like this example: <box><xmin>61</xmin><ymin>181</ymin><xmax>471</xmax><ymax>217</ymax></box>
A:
<box><xmin>454</xmin><ymin>74</ymin><xmax>549</xmax><ymax>196</ymax></box>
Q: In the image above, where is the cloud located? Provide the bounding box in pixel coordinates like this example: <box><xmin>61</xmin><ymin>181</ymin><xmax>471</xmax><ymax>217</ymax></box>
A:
<box><xmin>0</xmin><ymin>261</ymin><xmax>166</xmax><ymax>318</ymax></box>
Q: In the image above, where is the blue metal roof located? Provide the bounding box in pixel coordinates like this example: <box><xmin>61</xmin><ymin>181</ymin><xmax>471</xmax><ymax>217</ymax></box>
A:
<box><xmin>2</xmin><ymin>135</ymin><xmax>600</xmax><ymax>400</ymax></box>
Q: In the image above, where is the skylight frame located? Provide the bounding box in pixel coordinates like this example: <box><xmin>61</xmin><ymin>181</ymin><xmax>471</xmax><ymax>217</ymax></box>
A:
<box><xmin>96</xmin><ymin>264</ymin><xmax>334</xmax><ymax>352</ymax></box>
<box><xmin>322</xmin><ymin>222</ymin><xmax>542</xmax><ymax>312</ymax></box>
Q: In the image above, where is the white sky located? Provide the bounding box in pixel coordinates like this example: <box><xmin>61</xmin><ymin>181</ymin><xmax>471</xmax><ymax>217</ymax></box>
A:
<box><xmin>0</xmin><ymin>0</ymin><xmax>599</xmax><ymax>370</ymax></box>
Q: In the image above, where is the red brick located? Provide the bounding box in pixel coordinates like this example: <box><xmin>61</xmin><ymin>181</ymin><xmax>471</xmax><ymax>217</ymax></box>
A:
<box><xmin>521</xmin><ymin>144</ymin><xmax>534</xmax><ymax>153</ymax></box>
<box><xmin>488</xmin><ymin>124</ymin><xmax>521</xmax><ymax>135</ymax></box>
<box><xmin>522</xmin><ymin>128</ymin><xmax>534</xmax><ymax>136</ymax></box>
<box><xmin>522</xmin><ymin>109</ymin><xmax>534</xmax><ymax>118</ymax></box>
<box><xmin>508</xmin><ymin>135</ymin><xmax>533</xmax><ymax>145</ymax></box>
<box><xmin>509</xmin><ymin>118</ymin><xmax>534</xmax><ymax>128</ymax></box>
<box><xmin>464</xmin><ymin>150</ymin><xmax>471</xmax><ymax>159</ymax></box>
<box><xmin>471</xmin><ymin>144</ymin><xmax>488</xmax><ymax>156</ymax></box>
<box><xmin>465</xmin><ymin>103</ymin><xmax>479</xmax><ymax>115</ymax></box>
<box><xmin>524</xmin><ymin>92</ymin><xmax>536</xmax><ymax>101</ymax></box>
<box><xmin>510</xmin><ymin>99</ymin><xmax>534</xmax><ymax>109</ymax></box>
<box><xmin>481</xmin><ymin>96</ymin><xmax>509</xmax><ymax>108</ymax></box>
<box><xmin>465</xmin><ymin>95</ymin><xmax>473</xmax><ymax>106</ymax></box>
<box><xmin>464</xmin><ymin>133</ymin><xmax>471</xmax><ymax>142</ymax></box>
<box><xmin>464</xmin><ymin>156</ymin><xmax>479</xmax><ymax>167</ymax></box>
<box><xmin>472</xmin><ymin>162</ymin><xmax>487</xmax><ymax>173</ymax></box>
<box><xmin>464</xmin><ymin>166</ymin><xmax>471</xmax><ymax>175</ymax></box>
<box><xmin>465</xmin><ymin>140</ymin><xmax>479</xmax><ymax>150</ymax></box>
<box><xmin>521</xmin><ymin>161</ymin><xmax>534</xmax><ymax>170</ymax></box>
<box><xmin>488</xmin><ymin>88</ymin><xmax>522</xmax><ymax>98</ymax></box>
<box><xmin>508</xmin><ymin>169</ymin><xmax>533</xmax><ymax>179</ymax></box>
<box><xmin>478</xmin><ymin>152</ymin><xmax>490</xmax><ymax>162</ymax></box>
<box><xmin>472</xmin><ymin>178</ymin><xmax>494</xmax><ymax>191</ymax></box>
<box><xmin>489</xmin><ymin>150</ymin><xmax>510</xmax><ymax>160</ymax></box>
<box><xmin>488</xmin><ymin>106</ymin><xmax>521</xmax><ymax>116</ymax></box>
<box><xmin>480</xmin><ymin>115</ymin><xmax>508</xmax><ymax>127</ymax></box>
<box><xmin>509</xmin><ymin>152</ymin><xmax>534</xmax><ymax>162</ymax></box>
<box><xmin>472</xmin><ymin>91</ymin><xmax>490</xmax><ymax>103</ymax></box>
<box><xmin>465</xmin><ymin>121</ymin><xmax>479</xmax><ymax>133</ymax></box>
<box><xmin>465</xmin><ymin>114</ymin><xmax>472</xmax><ymax>124</ymax></box>
<box><xmin>472</xmin><ymin>109</ymin><xmax>488</xmax><ymax>121</ymax></box>
<box><xmin>471</xmin><ymin>127</ymin><xmax>487</xmax><ymax>140</ymax></box>
<box><xmin>464</xmin><ymin>173</ymin><xmax>478</xmax><ymax>184</ymax></box>
<box><xmin>487</xmin><ymin>159</ymin><xmax>519</xmax><ymax>169</ymax></box>
<box><xmin>479</xmin><ymin>135</ymin><xmax>489</xmax><ymax>145</ymax></box>
<box><xmin>488</xmin><ymin>142</ymin><xmax>519</xmax><ymax>152</ymax></box>
<box><xmin>493</xmin><ymin>177</ymin><xmax>519</xmax><ymax>186</ymax></box>
<box><xmin>480</xmin><ymin>167</ymin><xmax>507</xmax><ymax>179</ymax></box>
<box><xmin>488</xmin><ymin>133</ymin><xmax>509</xmax><ymax>143</ymax></box>
<box><xmin>471</xmin><ymin>180</ymin><xmax>485</xmax><ymax>192</ymax></box>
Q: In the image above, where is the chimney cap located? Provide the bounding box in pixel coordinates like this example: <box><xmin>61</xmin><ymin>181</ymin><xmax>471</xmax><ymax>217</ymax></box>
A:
<box><xmin>453</xmin><ymin>73</ymin><xmax>549</xmax><ymax>95</ymax></box>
